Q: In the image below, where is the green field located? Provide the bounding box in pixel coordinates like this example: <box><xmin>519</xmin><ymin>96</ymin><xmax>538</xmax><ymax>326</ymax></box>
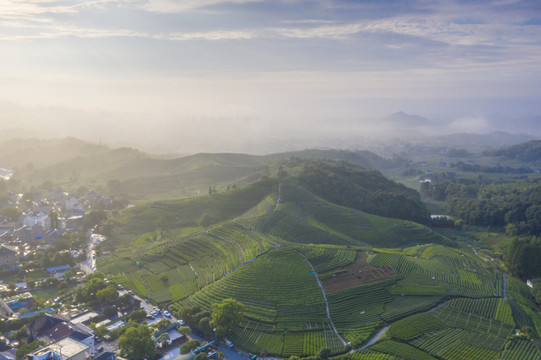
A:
<box><xmin>97</xmin><ymin>166</ymin><xmax>541</xmax><ymax>358</ymax></box>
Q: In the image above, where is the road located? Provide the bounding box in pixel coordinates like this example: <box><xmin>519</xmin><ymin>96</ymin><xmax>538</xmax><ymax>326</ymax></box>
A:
<box><xmin>189</xmin><ymin>333</ymin><xmax>250</xmax><ymax>360</ymax></box>
<box><xmin>78</xmin><ymin>229</ymin><xmax>96</xmax><ymax>274</ymax></box>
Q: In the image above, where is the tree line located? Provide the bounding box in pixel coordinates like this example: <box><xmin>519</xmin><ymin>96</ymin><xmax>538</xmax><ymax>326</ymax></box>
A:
<box><xmin>298</xmin><ymin>160</ymin><xmax>430</xmax><ymax>224</ymax></box>
<box><xmin>421</xmin><ymin>178</ymin><xmax>541</xmax><ymax>236</ymax></box>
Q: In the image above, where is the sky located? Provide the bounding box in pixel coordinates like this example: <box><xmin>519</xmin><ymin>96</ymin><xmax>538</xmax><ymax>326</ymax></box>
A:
<box><xmin>0</xmin><ymin>0</ymin><xmax>540</xmax><ymax>152</ymax></box>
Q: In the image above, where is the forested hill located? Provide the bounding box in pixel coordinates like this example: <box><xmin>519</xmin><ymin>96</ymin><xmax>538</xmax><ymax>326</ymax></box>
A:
<box><xmin>484</xmin><ymin>139</ymin><xmax>541</xmax><ymax>163</ymax></box>
<box><xmin>298</xmin><ymin>160</ymin><xmax>430</xmax><ymax>224</ymax></box>
<box><xmin>265</xmin><ymin>148</ymin><xmax>394</xmax><ymax>170</ymax></box>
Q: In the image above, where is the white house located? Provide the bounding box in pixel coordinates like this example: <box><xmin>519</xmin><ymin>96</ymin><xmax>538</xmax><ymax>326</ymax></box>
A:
<box><xmin>22</xmin><ymin>212</ymin><xmax>49</xmax><ymax>229</ymax></box>
<box><xmin>65</xmin><ymin>198</ymin><xmax>84</xmax><ymax>213</ymax></box>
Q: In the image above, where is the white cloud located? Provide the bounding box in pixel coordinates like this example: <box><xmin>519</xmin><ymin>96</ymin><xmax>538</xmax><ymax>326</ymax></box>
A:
<box><xmin>449</xmin><ymin>116</ymin><xmax>490</xmax><ymax>132</ymax></box>
<box><xmin>138</xmin><ymin>0</ymin><xmax>261</xmax><ymax>13</ymax></box>
<box><xmin>168</xmin><ymin>30</ymin><xmax>254</xmax><ymax>40</ymax></box>
<box><xmin>273</xmin><ymin>23</ymin><xmax>364</xmax><ymax>39</ymax></box>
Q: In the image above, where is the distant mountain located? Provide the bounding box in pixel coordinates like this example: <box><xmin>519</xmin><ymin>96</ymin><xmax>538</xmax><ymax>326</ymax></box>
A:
<box><xmin>432</xmin><ymin>131</ymin><xmax>536</xmax><ymax>151</ymax></box>
<box><xmin>381</xmin><ymin>111</ymin><xmax>434</xmax><ymax>127</ymax></box>
<box><xmin>0</xmin><ymin>137</ymin><xmax>108</xmax><ymax>169</ymax></box>
<box><xmin>16</xmin><ymin>139</ymin><xmax>395</xmax><ymax>200</ymax></box>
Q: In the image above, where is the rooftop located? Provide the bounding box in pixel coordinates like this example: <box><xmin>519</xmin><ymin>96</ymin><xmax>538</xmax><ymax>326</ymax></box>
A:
<box><xmin>32</xmin><ymin>337</ymin><xmax>89</xmax><ymax>360</ymax></box>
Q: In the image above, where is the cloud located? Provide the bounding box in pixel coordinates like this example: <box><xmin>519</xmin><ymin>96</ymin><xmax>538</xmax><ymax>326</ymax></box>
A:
<box><xmin>168</xmin><ymin>30</ymin><xmax>254</xmax><ymax>40</ymax></box>
<box><xmin>138</xmin><ymin>0</ymin><xmax>261</xmax><ymax>13</ymax></box>
<box><xmin>273</xmin><ymin>22</ymin><xmax>364</xmax><ymax>39</ymax></box>
<box><xmin>448</xmin><ymin>116</ymin><xmax>490</xmax><ymax>133</ymax></box>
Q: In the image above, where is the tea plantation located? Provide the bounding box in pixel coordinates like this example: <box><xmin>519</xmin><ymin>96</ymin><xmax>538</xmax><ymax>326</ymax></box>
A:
<box><xmin>100</xmin><ymin>176</ymin><xmax>541</xmax><ymax>358</ymax></box>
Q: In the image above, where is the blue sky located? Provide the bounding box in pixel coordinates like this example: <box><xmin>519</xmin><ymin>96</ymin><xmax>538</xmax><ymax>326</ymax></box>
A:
<box><xmin>0</xmin><ymin>0</ymin><xmax>540</xmax><ymax>150</ymax></box>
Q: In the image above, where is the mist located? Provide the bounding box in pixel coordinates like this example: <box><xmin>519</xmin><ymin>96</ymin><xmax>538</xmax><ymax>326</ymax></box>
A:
<box><xmin>0</xmin><ymin>0</ymin><xmax>540</xmax><ymax>155</ymax></box>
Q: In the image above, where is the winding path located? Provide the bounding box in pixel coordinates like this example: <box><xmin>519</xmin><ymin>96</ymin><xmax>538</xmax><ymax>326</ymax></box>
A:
<box><xmin>358</xmin><ymin>326</ymin><xmax>389</xmax><ymax>350</ymax></box>
<box><xmin>273</xmin><ymin>182</ymin><xmax>281</xmax><ymax>211</ymax></box>
<box><xmin>351</xmin><ymin>299</ymin><xmax>452</xmax><ymax>353</ymax></box>
<box><xmin>300</xmin><ymin>253</ymin><xmax>347</xmax><ymax>346</ymax></box>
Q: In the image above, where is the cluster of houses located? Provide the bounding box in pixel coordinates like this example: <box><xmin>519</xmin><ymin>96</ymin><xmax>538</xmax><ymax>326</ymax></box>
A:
<box><xmin>0</xmin><ymin>189</ymin><xmax>111</xmax><ymax>272</ymax></box>
<box><xmin>0</xmin><ymin>311</ymin><xmax>106</xmax><ymax>360</ymax></box>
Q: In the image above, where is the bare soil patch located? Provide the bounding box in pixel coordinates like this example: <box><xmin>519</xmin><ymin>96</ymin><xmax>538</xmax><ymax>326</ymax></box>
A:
<box><xmin>321</xmin><ymin>252</ymin><xmax>395</xmax><ymax>294</ymax></box>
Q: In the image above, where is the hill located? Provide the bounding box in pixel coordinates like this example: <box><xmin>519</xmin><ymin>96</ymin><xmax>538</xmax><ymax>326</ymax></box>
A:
<box><xmin>427</xmin><ymin>131</ymin><xmax>536</xmax><ymax>152</ymax></box>
<box><xmin>21</xmin><ymin>141</ymin><xmax>394</xmax><ymax>201</ymax></box>
<box><xmin>298</xmin><ymin>160</ymin><xmax>430</xmax><ymax>224</ymax></box>
<box><xmin>382</xmin><ymin>111</ymin><xmax>433</xmax><ymax>128</ymax></box>
<box><xmin>484</xmin><ymin>139</ymin><xmax>541</xmax><ymax>163</ymax></box>
<box><xmin>96</xmin><ymin>161</ymin><xmax>541</xmax><ymax>359</ymax></box>
<box><xmin>264</xmin><ymin>149</ymin><xmax>394</xmax><ymax>170</ymax></box>
<box><xmin>100</xmin><ymin>172</ymin><xmax>448</xmax><ymax>305</ymax></box>
<box><xmin>0</xmin><ymin>137</ymin><xmax>108</xmax><ymax>170</ymax></box>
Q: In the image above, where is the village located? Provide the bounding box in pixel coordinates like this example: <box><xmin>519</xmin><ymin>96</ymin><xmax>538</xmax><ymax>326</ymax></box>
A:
<box><xmin>0</xmin><ymin>179</ymin><xmax>240</xmax><ymax>360</ymax></box>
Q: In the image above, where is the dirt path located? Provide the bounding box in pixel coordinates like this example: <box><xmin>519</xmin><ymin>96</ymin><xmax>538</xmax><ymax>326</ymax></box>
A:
<box><xmin>358</xmin><ymin>326</ymin><xmax>389</xmax><ymax>350</ymax></box>
<box><xmin>273</xmin><ymin>182</ymin><xmax>281</xmax><ymax>211</ymax></box>
<box><xmin>349</xmin><ymin>299</ymin><xmax>451</xmax><ymax>354</ymax></box>
<box><xmin>299</xmin><ymin>253</ymin><xmax>346</xmax><ymax>346</ymax></box>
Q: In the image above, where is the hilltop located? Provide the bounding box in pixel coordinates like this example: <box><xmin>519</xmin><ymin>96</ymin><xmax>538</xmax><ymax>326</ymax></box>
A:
<box><xmin>7</xmin><ymin>138</ymin><xmax>394</xmax><ymax>201</ymax></box>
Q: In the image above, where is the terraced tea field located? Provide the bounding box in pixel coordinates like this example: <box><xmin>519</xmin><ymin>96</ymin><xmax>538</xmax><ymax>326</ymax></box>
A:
<box><xmin>101</xmin><ymin>178</ymin><xmax>541</xmax><ymax>358</ymax></box>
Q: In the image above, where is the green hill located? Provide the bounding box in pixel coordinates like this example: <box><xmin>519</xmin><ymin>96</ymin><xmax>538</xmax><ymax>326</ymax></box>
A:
<box><xmin>298</xmin><ymin>160</ymin><xmax>430</xmax><ymax>224</ymax></box>
<box><xmin>100</xmin><ymin>175</ymin><xmax>448</xmax><ymax>306</ymax></box>
<box><xmin>484</xmin><ymin>139</ymin><xmax>541</xmax><ymax>163</ymax></box>
<box><xmin>21</xmin><ymin>141</ymin><xmax>394</xmax><ymax>200</ymax></box>
<box><xmin>97</xmin><ymin>162</ymin><xmax>538</xmax><ymax>359</ymax></box>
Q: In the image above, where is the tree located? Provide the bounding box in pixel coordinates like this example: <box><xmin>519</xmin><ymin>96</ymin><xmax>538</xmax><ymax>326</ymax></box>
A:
<box><xmin>43</xmin><ymin>277</ymin><xmax>59</xmax><ymax>287</ymax></box>
<box><xmin>103</xmin><ymin>305</ymin><xmax>117</xmax><ymax>318</ymax></box>
<box><xmin>82</xmin><ymin>210</ymin><xmax>107</xmax><ymax>229</ymax></box>
<box><xmin>0</xmin><ymin>206</ymin><xmax>22</xmax><ymax>221</ymax></box>
<box><xmin>194</xmin><ymin>353</ymin><xmax>208</xmax><ymax>360</ymax></box>
<box><xmin>14</xmin><ymin>326</ymin><xmax>27</xmax><ymax>341</ymax></box>
<box><xmin>116</xmin><ymin>294</ymin><xmax>131</xmax><ymax>309</ymax></box>
<box><xmin>177</xmin><ymin>325</ymin><xmax>191</xmax><ymax>336</ymax></box>
<box><xmin>157</xmin><ymin>332</ymin><xmax>170</xmax><ymax>347</ymax></box>
<box><xmin>118</xmin><ymin>324</ymin><xmax>156</xmax><ymax>360</ymax></box>
<box><xmin>156</xmin><ymin>319</ymin><xmax>172</xmax><ymax>331</ymax></box>
<box><xmin>49</xmin><ymin>210</ymin><xmax>59</xmax><ymax>230</ymax></box>
<box><xmin>200</xmin><ymin>214</ymin><xmax>214</xmax><ymax>228</ymax></box>
<box><xmin>210</xmin><ymin>298</ymin><xmax>245</xmax><ymax>337</ymax></box>
<box><xmin>95</xmin><ymin>325</ymin><xmax>108</xmax><ymax>338</ymax></box>
<box><xmin>76</xmin><ymin>277</ymin><xmax>107</xmax><ymax>303</ymax></box>
<box><xmin>97</xmin><ymin>285</ymin><xmax>119</xmax><ymax>304</ymax></box>
<box><xmin>318</xmin><ymin>347</ymin><xmax>331</xmax><ymax>360</ymax></box>
<box><xmin>454</xmin><ymin>219</ymin><xmax>465</xmax><ymax>230</ymax></box>
<box><xmin>58</xmin><ymin>280</ymin><xmax>69</xmax><ymax>291</ymax></box>
<box><xmin>199</xmin><ymin>317</ymin><xmax>212</xmax><ymax>337</ymax></box>
<box><xmin>180</xmin><ymin>340</ymin><xmax>200</xmax><ymax>354</ymax></box>
<box><xmin>179</xmin><ymin>306</ymin><xmax>196</xmax><ymax>327</ymax></box>
<box><xmin>16</xmin><ymin>341</ymin><xmax>45</xmax><ymax>360</ymax></box>
<box><xmin>129</xmin><ymin>309</ymin><xmax>147</xmax><ymax>323</ymax></box>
